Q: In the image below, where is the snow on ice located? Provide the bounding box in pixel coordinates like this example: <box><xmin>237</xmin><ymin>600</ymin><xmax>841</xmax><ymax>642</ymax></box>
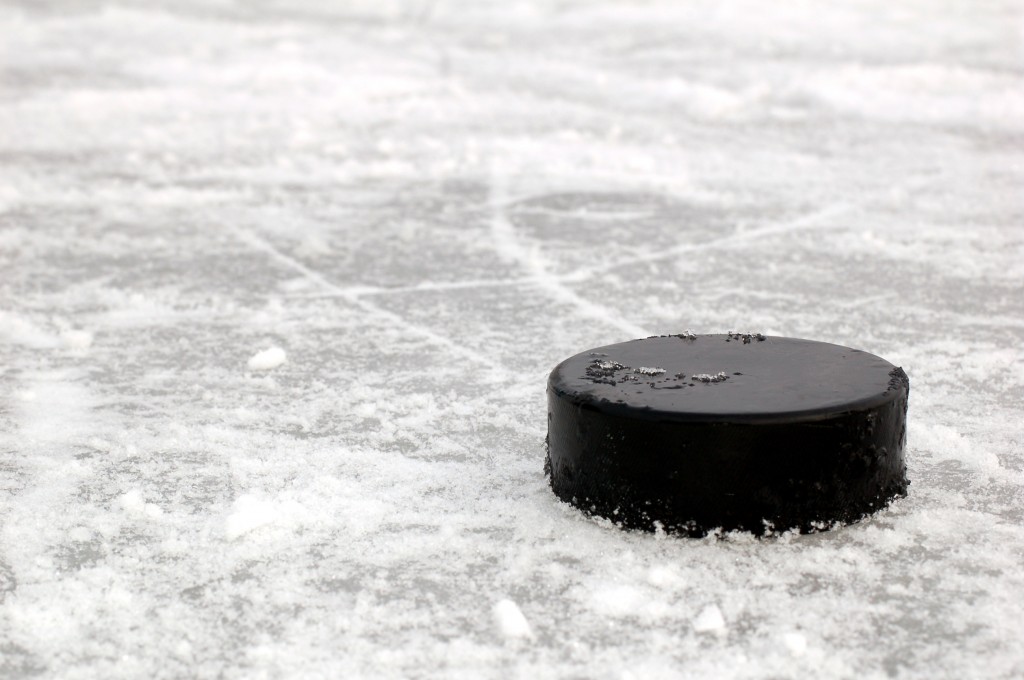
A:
<box><xmin>1</xmin><ymin>0</ymin><xmax>1023</xmax><ymax>678</ymax></box>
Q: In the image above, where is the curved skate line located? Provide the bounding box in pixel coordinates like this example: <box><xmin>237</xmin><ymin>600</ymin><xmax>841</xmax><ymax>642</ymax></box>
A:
<box><xmin>284</xmin><ymin>200</ymin><xmax>851</xmax><ymax>300</ymax></box>
<box><xmin>488</xmin><ymin>167</ymin><xmax>652</xmax><ymax>340</ymax></box>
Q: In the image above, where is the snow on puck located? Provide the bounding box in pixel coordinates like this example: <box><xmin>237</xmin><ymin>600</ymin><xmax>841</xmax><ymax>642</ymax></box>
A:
<box><xmin>545</xmin><ymin>334</ymin><xmax>909</xmax><ymax>536</ymax></box>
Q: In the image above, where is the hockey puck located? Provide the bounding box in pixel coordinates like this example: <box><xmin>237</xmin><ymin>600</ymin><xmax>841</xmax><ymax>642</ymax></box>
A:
<box><xmin>545</xmin><ymin>334</ymin><xmax>909</xmax><ymax>535</ymax></box>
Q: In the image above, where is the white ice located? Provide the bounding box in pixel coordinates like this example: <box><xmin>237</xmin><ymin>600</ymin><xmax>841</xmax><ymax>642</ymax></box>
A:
<box><xmin>1</xmin><ymin>0</ymin><xmax>1023</xmax><ymax>678</ymax></box>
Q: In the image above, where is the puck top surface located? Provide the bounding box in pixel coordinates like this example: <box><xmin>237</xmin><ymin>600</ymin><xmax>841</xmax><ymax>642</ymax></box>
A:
<box><xmin>549</xmin><ymin>334</ymin><xmax>904</xmax><ymax>424</ymax></box>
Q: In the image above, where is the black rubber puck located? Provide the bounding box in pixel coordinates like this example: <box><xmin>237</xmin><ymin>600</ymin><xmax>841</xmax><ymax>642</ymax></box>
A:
<box><xmin>545</xmin><ymin>334</ymin><xmax>909</xmax><ymax>536</ymax></box>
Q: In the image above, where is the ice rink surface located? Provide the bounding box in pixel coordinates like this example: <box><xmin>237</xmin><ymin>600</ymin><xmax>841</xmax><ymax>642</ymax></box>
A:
<box><xmin>1</xmin><ymin>1</ymin><xmax>1023</xmax><ymax>677</ymax></box>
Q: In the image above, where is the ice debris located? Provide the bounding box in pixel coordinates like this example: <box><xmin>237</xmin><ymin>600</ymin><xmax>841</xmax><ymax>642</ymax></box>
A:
<box><xmin>692</xmin><ymin>604</ymin><xmax>726</xmax><ymax>633</ymax></box>
<box><xmin>725</xmin><ymin>331</ymin><xmax>766</xmax><ymax>344</ymax></box>
<box><xmin>247</xmin><ymin>346</ymin><xmax>287</xmax><ymax>370</ymax></box>
<box><xmin>493</xmin><ymin>599</ymin><xmax>533</xmax><ymax>639</ymax></box>
<box><xmin>783</xmin><ymin>631</ymin><xmax>808</xmax><ymax>656</ymax></box>
<box><xmin>692</xmin><ymin>372</ymin><xmax>729</xmax><ymax>383</ymax></box>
